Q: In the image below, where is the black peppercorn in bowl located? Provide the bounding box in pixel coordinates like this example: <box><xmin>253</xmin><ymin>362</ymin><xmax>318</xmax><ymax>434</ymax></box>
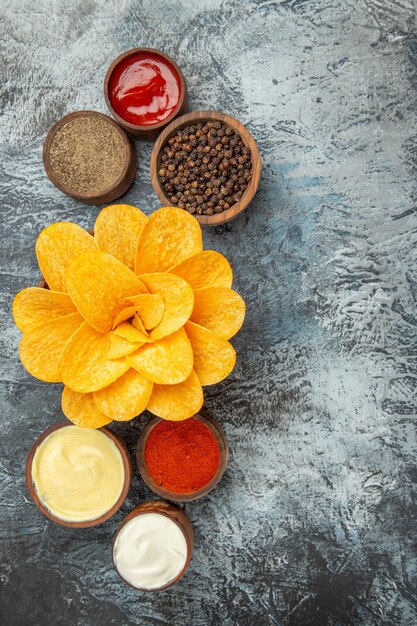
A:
<box><xmin>150</xmin><ymin>111</ymin><xmax>261</xmax><ymax>226</ymax></box>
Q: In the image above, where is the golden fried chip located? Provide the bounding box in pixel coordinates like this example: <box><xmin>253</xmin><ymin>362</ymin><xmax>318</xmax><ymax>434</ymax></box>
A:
<box><xmin>93</xmin><ymin>369</ymin><xmax>153</xmax><ymax>421</ymax></box>
<box><xmin>191</xmin><ymin>287</ymin><xmax>245</xmax><ymax>339</ymax></box>
<box><xmin>59</xmin><ymin>322</ymin><xmax>130</xmax><ymax>392</ymax></box>
<box><xmin>169</xmin><ymin>250</ymin><xmax>233</xmax><ymax>290</ymax></box>
<box><xmin>114</xmin><ymin>321</ymin><xmax>150</xmax><ymax>343</ymax></box>
<box><xmin>13</xmin><ymin>287</ymin><xmax>77</xmax><ymax>333</ymax></box>
<box><xmin>139</xmin><ymin>273</ymin><xmax>193</xmax><ymax>340</ymax></box>
<box><xmin>19</xmin><ymin>313</ymin><xmax>83</xmax><ymax>383</ymax></box>
<box><xmin>107</xmin><ymin>332</ymin><xmax>144</xmax><ymax>360</ymax></box>
<box><xmin>127</xmin><ymin>293</ymin><xmax>165</xmax><ymax>330</ymax></box>
<box><xmin>147</xmin><ymin>370</ymin><xmax>203</xmax><ymax>421</ymax></box>
<box><xmin>35</xmin><ymin>222</ymin><xmax>97</xmax><ymax>292</ymax></box>
<box><xmin>94</xmin><ymin>204</ymin><xmax>147</xmax><ymax>271</ymax></box>
<box><xmin>127</xmin><ymin>327</ymin><xmax>193</xmax><ymax>384</ymax></box>
<box><xmin>112</xmin><ymin>306</ymin><xmax>138</xmax><ymax>329</ymax></box>
<box><xmin>134</xmin><ymin>207</ymin><xmax>202</xmax><ymax>274</ymax></box>
<box><xmin>66</xmin><ymin>250</ymin><xmax>147</xmax><ymax>333</ymax></box>
<box><xmin>132</xmin><ymin>313</ymin><xmax>149</xmax><ymax>336</ymax></box>
<box><xmin>185</xmin><ymin>321</ymin><xmax>236</xmax><ymax>385</ymax></box>
<box><xmin>62</xmin><ymin>386</ymin><xmax>111</xmax><ymax>428</ymax></box>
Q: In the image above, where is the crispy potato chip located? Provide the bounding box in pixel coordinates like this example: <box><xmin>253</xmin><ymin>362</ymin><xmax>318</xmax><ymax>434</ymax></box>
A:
<box><xmin>185</xmin><ymin>321</ymin><xmax>236</xmax><ymax>385</ymax></box>
<box><xmin>126</xmin><ymin>293</ymin><xmax>165</xmax><ymax>330</ymax></box>
<box><xmin>132</xmin><ymin>313</ymin><xmax>149</xmax><ymax>336</ymax></box>
<box><xmin>13</xmin><ymin>287</ymin><xmax>77</xmax><ymax>333</ymax></box>
<box><xmin>134</xmin><ymin>207</ymin><xmax>202</xmax><ymax>274</ymax></box>
<box><xmin>66</xmin><ymin>250</ymin><xmax>147</xmax><ymax>333</ymax></box>
<box><xmin>139</xmin><ymin>273</ymin><xmax>194</xmax><ymax>340</ymax></box>
<box><xmin>36</xmin><ymin>222</ymin><xmax>97</xmax><ymax>292</ymax></box>
<box><xmin>127</xmin><ymin>327</ymin><xmax>193</xmax><ymax>384</ymax></box>
<box><xmin>115</xmin><ymin>321</ymin><xmax>150</xmax><ymax>343</ymax></box>
<box><xmin>191</xmin><ymin>287</ymin><xmax>245</xmax><ymax>340</ymax></box>
<box><xmin>19</xmin><ymin>312</ymin><xmax>83</xmax><ymax>383</ymax></box>
<box><xmin>107</xmin><ymin>332</ymin><xmax>144</xmax><ymax>360</ymax></box>
<box><xmin>169</xmin><ymin>250</ymin><xmax>233</xmax><ymax>290</ymax></box>
<box><xmin>62</xmin><ymin>386</ymin><xmax>111</xmax><ymax>428</ymax></box>
<box><xmin>112</xmin><ymin>306</ymin><xmax>138</xmax><ymax>329</ymax></box>
<box><xmin>147</xmin><ymin>370</ymin><xmax>203</xmax><ymax>421</ymax></box>
<box><xmin>59</xmin><ymin>322</ymin><xmax>130</xmax><ymax>392</ymax></box>
<box><xmin>94</xmin><ymin>204</ymin><xmax>147</xmax><ymax>271</ymax></box>
<box><xmin>93</xmin><ymin>369</ymin><xmax>153</xmax><ymax>421</ymax></box>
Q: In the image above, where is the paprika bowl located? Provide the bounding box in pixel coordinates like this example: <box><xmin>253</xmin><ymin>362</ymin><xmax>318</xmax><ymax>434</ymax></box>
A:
<box><xmin>136</xmin><ymin>411</ymin><xmax>229</xmax><ymax>502</ymax></box>
<box><xmin>26</xmin><ymin>420</ymin><xmax>132</xmax><ymax>528</ymax></box>
<box><xmin>112</xmin><ymin>500</ymin><xmax>194</xmax><ymax>592</ymax></box>
<box><xmin>150</xmin><ymin>110</ymin><xmax>261</xmax><ymax>226</ymax></box>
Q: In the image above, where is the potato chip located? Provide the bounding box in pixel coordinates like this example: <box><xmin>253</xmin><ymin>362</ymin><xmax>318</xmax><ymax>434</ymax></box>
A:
<box><xmin>112</xmin><ymin>306</ymin><xmax>138</xmax><ymax>329</ymax></box>
<box><xmin>13</xmin><ymin>287</ymin><xmax>77</xmax><ymax>333</ymax></box>
<box><xmin>66</xmin><ymin>250</ymin><xmax>147</xmax><ymax>333</ymax></box>
<box><xmin>191</xmin><ymin>287</ymin><xmax>245</xmax><ymax>339</ymax></box>
<box><xmin>131</xmin><ymin>313</ymin><xmax>148</xmax><ymax>336</ymax></box>
<box><xmin>185</xmin><ymin>321</ymin><xmax>236</xmax><ymax>385</ymax></box>
<box><xmin>134</xmin><ymin>207</ymin><xmax>202</xmax><ymax>274</ymax></box>
<box><xmin>59</xmin><ymin>321</ymin><xmax>130</xmax><ymax>392</ymax></box>
<box><xmin>19</xmin><ymin>312</ymin><xmax>83</xmax><ymax>383</ymax></box>
<box><xmin>114</xmin><ymin>321</ymin><xmax>150</xmax><ymax>343</ymax></box>
<box><xmin>94</xmin><ymin>204</ymin><xmax>148</xmax><ymax>271</ymax></box>
<box><xmin>61</xmin><ymin>386</ymin><xmax>111</xmax><ymax>428</ymax></box>
<box><xmin>126</xmin><ymin>293</ymin><xmax>165</xmax><ymax>330</ymax></box>
<box><xmin>127</xmin><ymin>327</ymin><xmax>193</xmax><ymax>384</ymax></box>
<box><xmin>139</xmin><ymin>273</ymin><xmax>194</xmax><ymax>340</ymax></box>
<box><xmin>36</xmin><ymin>222</ymin><xmax>97</xmax><ymax>292</ymax></box>
<box><xmin>93</xmin><ymin>369</ymin><xmax>153</xmax><ymax>421</ymax></box>
<box><xmin>169</xmin><ymin>250</ymin><xmax>233</xmax><ymax>290</ymax></box>
<box><xmin>147</xmin><ymin>370</ymin><xmax>203</xmax><ymax>421</ymax></box>
<box><xmin>107</xmin><ymin>332</ymin><xmax>144</xmax><ymax>360</ymax></box>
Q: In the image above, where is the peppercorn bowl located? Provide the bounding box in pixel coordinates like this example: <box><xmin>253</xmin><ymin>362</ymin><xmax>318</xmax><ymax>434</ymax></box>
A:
<box><xmin>136</xmin><ymin>411</ymin><xmax>229</xmax><ymax>502</ymax></box>
<box><xmin>150</xmin><ymin>111</ymin><xmax>261</xmax><ymax>225</ymax></box>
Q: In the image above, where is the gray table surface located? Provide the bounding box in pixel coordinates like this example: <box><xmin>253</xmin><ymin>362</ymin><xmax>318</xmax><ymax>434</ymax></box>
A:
<box><xmin>1</xmin><ymin>1</ymin><xmax>417</xmax><ymax>625</ymax></box>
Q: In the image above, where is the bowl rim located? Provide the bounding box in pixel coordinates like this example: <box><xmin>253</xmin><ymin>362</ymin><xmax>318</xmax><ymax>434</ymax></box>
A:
<box><xmin>42</xmin><ymin>110</ymin><xmax>136</xmax><ymax>203</ymax></box>
<box><xmin>104</xmin><ymin>47</ymin><xmax>187</xmax><ymax>133</ymax></box>
<box><xmin>112</xmin><ymin>500</ymin><xmax>194</xmax><ymax>592</ymax></box>
<box><xmin>26</xmin><ymin>420</ymin><xmax>132</xmax><ymax>528</ymax></box>
<box><xmin>150</xmin><ymin>110</ymin><xmax>261</xmax><ymax>225</ymax></box>
<box><xmin>136</xmin><ymin>410</ymin><xmax>229</xmax><ymax>502</ymax></box>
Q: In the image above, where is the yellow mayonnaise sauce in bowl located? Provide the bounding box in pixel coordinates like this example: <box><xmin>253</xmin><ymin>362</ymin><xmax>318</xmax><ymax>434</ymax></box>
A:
<box><xmin>29</xmin><ymin>424</ymin><xmax>128</xmax><ymax>525</ymax></box>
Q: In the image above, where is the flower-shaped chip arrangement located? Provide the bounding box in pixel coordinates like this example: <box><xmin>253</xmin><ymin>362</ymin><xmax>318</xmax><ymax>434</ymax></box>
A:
<box><xmin>13</xmin><ymin>206</ymin><xmax>245</xmax><ymax>426</ymax></box>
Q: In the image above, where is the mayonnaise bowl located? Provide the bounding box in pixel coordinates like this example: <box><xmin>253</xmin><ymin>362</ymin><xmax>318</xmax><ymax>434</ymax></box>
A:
<box><xmin>26</xmin><ymin>421</ymin><xmax>132</xmax><ymax>528</ymax></box>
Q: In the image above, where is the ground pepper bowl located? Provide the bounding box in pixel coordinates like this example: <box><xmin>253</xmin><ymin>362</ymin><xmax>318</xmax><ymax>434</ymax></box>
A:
<box><xmin>150</xmin><ymin>110</ymin><xmax>261</xmax><ymax>226</ymax></box>
<box><xmin>43</xmin><ymin>111</ymin><xmax>136</xmax><ymax>204</ymax></box>
<box><xmin>26</xmin><ymin>420</ymin><xmax>132</xmax><ymax>528</ymax></box>
<box><xmin>112</xmin><ymin>500</ymin><xmax>194</xmax><ymax>592</ymax></box>
<box><xmin>136</xmin><ymin>411</ymin><xmax>229</xmax><ymax>502</ymax></box>
<box><xmin>104</xmin><ymin>48</ymin><xmax>188</xmax><ymax>139</ymax></box>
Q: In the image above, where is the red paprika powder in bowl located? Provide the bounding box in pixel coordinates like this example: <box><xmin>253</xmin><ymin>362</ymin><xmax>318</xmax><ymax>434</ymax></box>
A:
<box><xmin>136</xmin><ymin>412</ymin><xmax>229</xmax><ymax>502</ymax></box>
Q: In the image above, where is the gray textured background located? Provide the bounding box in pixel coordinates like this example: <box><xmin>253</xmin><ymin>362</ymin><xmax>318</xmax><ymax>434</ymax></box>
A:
<box><xmin>1</xmin><ymin>0</ymin><xmax>417</xmax><ymax>624</ymax></box>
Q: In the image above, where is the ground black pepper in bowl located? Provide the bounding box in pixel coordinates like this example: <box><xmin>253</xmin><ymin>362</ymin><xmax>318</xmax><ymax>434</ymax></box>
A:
<box><xmin>157</xmin><ymin>120</ymin><xmax>252</xmax><ymax>216</ymax></box>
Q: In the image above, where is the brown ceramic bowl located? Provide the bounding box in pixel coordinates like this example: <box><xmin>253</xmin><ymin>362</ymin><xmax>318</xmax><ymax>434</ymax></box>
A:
<box><xmin>136</xmin><ymin>411</ymin><xmax>229</xmax><ymax>502</ymax></box>
<box><xmin>104</xmin><ymin>48</ymin><xmax>188</xmax><ymax>139</ymax></box>
<box><xmin>112</xmin><ymin>500</ymin><xmax>193</xmax><ymax>592</ymax></box>
<box><xmin>150</xmin><ymin>110</ymin><xmax>261</xmax><ymax>226</ymax></box>
<box><xmin>43</xmin><ymin>111</ymin><xmax>136</xmax><ymax>204</ymax></box>
<box><xmin>26</xmin><ymin>420</ymin><xmax>132</xmax><ymax>528</ymax></box>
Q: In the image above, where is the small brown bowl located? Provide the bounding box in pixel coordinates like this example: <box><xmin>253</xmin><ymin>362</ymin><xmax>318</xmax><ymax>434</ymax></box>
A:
<box><xmin>136</xmin><ymin>411</ymin><xmax>229</xmax><ymax>502</ymax></box>
<box><xmin>43</xmin><ymin>110</ymin><xmax>136</xmax><ymax>204</ymax></box>
<box><xmin>26</xmin><ymin>420</ymin><xmax>132</xmax><ymax>528</ymax></box>
<box><xmin>112</xmin><ymin>500</ymin><xmax>193</xmax><ymax>592</ymax></box>
<box><xmin>150</xmin><ymin>110</ymin><xmax>261</xmax><ymax>226</ymax></box>
<box><xmin>104</xmin><ymin>48</ymin><xmax>188</xmax><ymax>139</ymax></box>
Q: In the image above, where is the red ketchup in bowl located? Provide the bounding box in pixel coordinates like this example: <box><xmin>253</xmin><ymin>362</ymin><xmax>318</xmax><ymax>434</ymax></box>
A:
<box><xmin>108</xmin><ymin>51</ymin><xmax>181</xmax><ymax>127</ymax></box>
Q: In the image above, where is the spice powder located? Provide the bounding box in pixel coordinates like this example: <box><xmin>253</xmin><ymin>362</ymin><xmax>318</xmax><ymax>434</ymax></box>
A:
<box><xmin>48</xmin><ymin>116</ymin><xmax>127</xmax><ymax>195</ymax></box>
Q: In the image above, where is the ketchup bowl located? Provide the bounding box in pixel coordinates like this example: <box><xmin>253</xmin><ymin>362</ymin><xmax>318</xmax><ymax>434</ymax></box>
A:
<box><xmin>104</xmin><ymin>48</ymin><xmax>188</xmax><ymax>138</ymax></box>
